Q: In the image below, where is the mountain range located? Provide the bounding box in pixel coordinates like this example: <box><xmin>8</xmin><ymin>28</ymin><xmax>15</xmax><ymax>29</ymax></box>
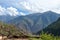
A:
<box><xmin>7</xmin><ymin>11</ymin><xmax>60</xmax><ymax>34</ymax></box>
<box><xmin>0</xmin><ymin>15</ymin><xmax>18</xmax><ymax>22</ymax></box>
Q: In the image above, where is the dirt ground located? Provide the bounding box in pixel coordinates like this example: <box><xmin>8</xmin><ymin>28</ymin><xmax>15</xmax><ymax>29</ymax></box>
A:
<box><xmin>7</xmin><ymin>38</ymin><xmax>29</xmax><ymax>40</ymax></box>
<box><xmin>0</xmin><ymin>38</ymin><xmax>29</xmax><ymax>40</ymax></box>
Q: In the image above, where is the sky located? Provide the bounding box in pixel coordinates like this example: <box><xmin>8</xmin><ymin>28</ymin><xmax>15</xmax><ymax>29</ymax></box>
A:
<box><xmin>0</xmin><ymin>0</ymin><xmax>60</xmax><ymax>16</ymax></box>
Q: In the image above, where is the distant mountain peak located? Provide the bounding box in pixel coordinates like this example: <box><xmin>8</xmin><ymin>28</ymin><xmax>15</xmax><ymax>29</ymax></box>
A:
<box><xmin>42</xmin><ymin>11</ymin><xmax>59</xmax><ymax>15</ymax></box>
<box><xmin>44</xmin><ymin>11</ymin><xmax>56</xmax><ymax>13</ymax></box>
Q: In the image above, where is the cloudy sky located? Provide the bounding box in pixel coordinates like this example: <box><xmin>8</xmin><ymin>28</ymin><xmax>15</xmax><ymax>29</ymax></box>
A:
<box><xmin>0</xmin><ymin>0</ymin><xmax>60</xmax><ymax>16</ymax></box>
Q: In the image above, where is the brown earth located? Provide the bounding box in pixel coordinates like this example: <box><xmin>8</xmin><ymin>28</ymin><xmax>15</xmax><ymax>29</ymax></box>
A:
<box><xmin>0</xmin><ymin>38</ymin><xmax>29</xmax><ymax>40</ymax></box>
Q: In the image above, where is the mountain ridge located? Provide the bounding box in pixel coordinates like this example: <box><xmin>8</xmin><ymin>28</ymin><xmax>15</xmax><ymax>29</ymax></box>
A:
<box><xmin>8</xmin><ymin>11</ymin><xmax>60</xmax><ymax>34</ymax></box>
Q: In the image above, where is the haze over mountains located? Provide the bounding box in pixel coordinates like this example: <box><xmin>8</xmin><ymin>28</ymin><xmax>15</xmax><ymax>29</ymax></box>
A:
<box><xmin>3</xmin><ymin>11</ymin><xmax>59</xmax><ymax>34</ymax></box>
<box><xmin>0</xmin><ymin>15</ymin><xmax>16</xmax><ymax>22</ymax></box>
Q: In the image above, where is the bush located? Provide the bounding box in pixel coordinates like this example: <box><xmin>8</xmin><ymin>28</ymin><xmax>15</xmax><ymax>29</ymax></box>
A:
<box><xmin>29</xmin><ymin>32</ymin><xmax>60</xmax><ymax>40</ymax></box>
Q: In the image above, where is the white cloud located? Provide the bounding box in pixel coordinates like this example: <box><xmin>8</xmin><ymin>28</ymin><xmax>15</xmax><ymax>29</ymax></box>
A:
<box><xmin>0</xmin><ymin>6</ymin><xmax>6</xmax><ymax>15</ymax></box>
<box><xmin>52</xmin><ymin>9</ymin><xmax>60</xmax><ymax>14</ymax></box>
<box><xmin>20</xmin><ymin>12</ymin><xmax>26</xmax><ymax>15</ymax></box>
<box><xmin>0</xmin><ymin>0</ymin><xmax>60</xmax><ymax>14</ymax></box>
<box><xmin>6</xmin><ymin>7</ymin><xmax>19</xmax><ymax>16</ymax></box>
<box><xmin>19</xmin><ymin>0</ymin><xmax>60</xmax><ymax>13</ymax></box>
<box><xmin>20</xmin><ymin>1</ymin><xmax>31</xmax><ymax>10</ymax></box>
<box><xmin>0</xmin><ymin>6</ymin><xmax>25</xmax><ymax>16</ymax></box>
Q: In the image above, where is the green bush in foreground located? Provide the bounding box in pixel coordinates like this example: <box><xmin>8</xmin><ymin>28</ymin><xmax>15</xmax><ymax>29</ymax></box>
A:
<box><xmin>29</xmin><ymin>32</ymin><xmax>60</xmax><ymax>40</ymax></box>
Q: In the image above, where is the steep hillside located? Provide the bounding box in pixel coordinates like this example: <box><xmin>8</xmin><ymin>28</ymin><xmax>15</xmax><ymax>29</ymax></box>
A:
<box><xmin>0</xmin><ymin>22</ymin><xmax>28</xmax><ymax>38</ymax></box>
<box><xmin>8</xmin><ymin>11</ymin><xmax>60</xmax><ymax>34</ymax></box>
<box><xmin>37</xmin><ymin>18</ymin><xmax>60</xmax><ymax>36</ymax></box>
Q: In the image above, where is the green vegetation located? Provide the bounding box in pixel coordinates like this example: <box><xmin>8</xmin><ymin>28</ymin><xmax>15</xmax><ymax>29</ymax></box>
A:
<box><xmin>0</xmin><ymin>22</ymin><xmax>24</xmax><ymax>38</ymax></box>
<box><xmin>29</xmin><ymin>32</ymin><xmax>60</xmax><ymax>40</ymax></box>
<box><xmin>42</xmin><ymin>18</ymin><xmax>60</xmax><ymax>36</ymax></box>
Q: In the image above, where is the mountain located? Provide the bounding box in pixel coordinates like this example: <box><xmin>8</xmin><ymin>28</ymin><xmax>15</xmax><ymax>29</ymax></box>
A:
<box><xmin>37</xmin><ymin>17</ymin><xmax>60</xmax><ymax>36</ymax></box>
<box><xmin>8</xmin><ymin>11</ymin><xmax>60</xmax><ymax>34</ymax></box>
<box><xmin>0</xmin><ymin>15</ymin><xmax>17</xmax><ymax>22</ymax></box>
